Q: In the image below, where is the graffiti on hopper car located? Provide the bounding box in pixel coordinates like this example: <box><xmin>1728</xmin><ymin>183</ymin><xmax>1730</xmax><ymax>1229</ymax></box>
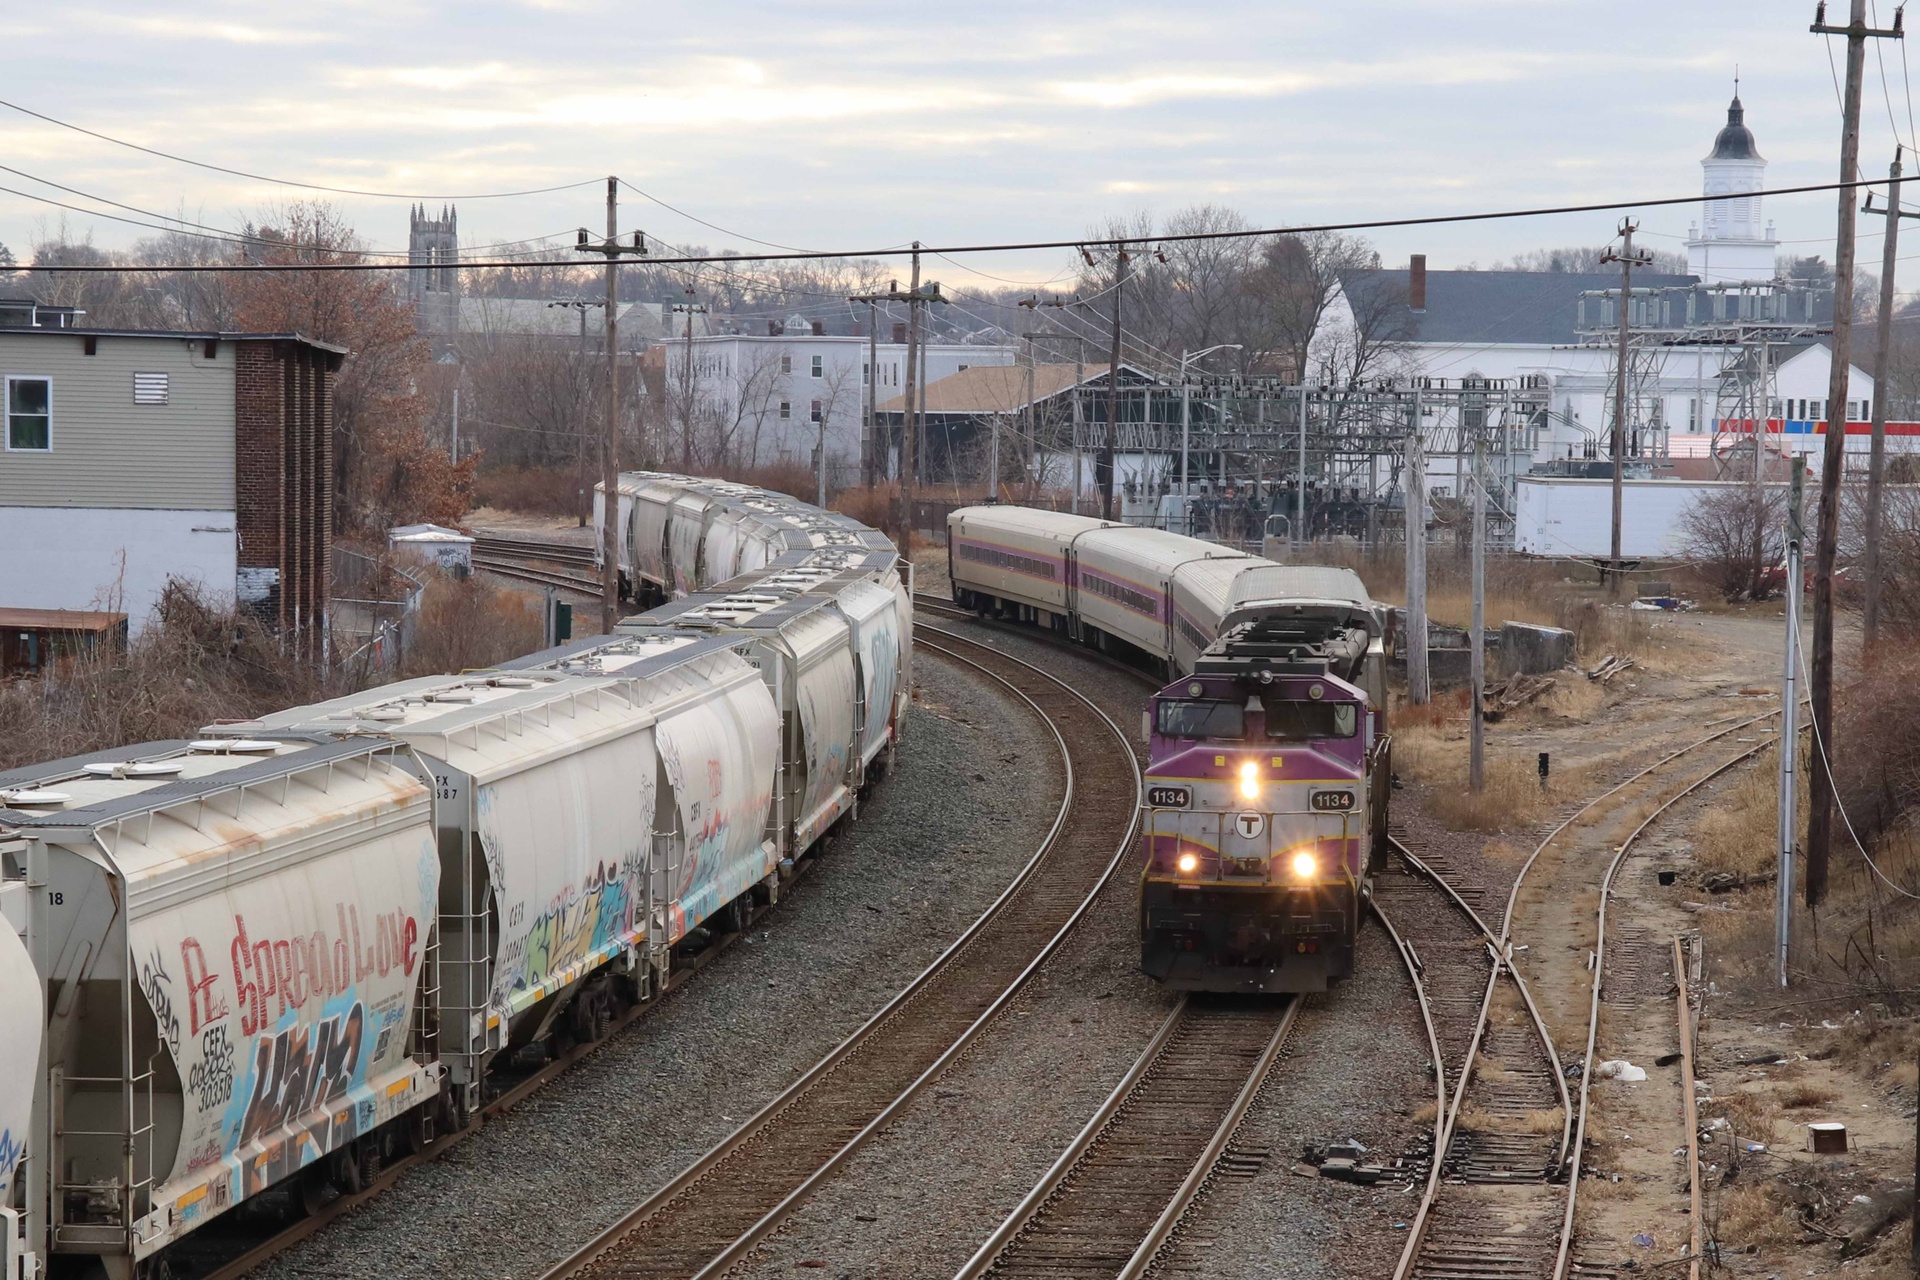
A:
<box><xmin>140</xmin><ymin>946</ymin><xmax>183</xmax><ymax>1054</ymax></box>
<box><xmin>230</xmin><ymin>907</ymin><xmax>418</xmax><ymax>1037</ymax></box>
<box><xmin>236</xmin><ymin>1001</ymin><xmax>365</xmax><ymax>1148</ymax></box>
<box><xmin>496</xmin><ymin>857</ymin><xmax>639</xmax><ymax>1001</ymax></box>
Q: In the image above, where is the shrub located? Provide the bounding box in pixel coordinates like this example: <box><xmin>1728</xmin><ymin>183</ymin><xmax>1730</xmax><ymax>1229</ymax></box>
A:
<box><xmin>471</xmin><ymin>464</ymin><xmax>583</xmax><ymax>518</ymax></box>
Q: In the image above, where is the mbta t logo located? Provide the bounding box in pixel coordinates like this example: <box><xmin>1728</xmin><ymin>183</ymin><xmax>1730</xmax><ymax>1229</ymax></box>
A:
<box><xmin>1234</xmin><ymin>812</ymin><xmax>1267</xmax><ymax>840</ymax></box>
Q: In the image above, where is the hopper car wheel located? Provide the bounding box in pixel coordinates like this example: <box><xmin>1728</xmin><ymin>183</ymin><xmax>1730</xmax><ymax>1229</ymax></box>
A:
<box><xmin>404</xmin><ymin>1104</ymin><xmax>437</xmax><ymax>1154</ymax></box>
<box><xmin>297</xmin><ymin>1164</ymin><xmax>330</xmax><ymax>1217</ymax></box>
<box><xmin>137</xmin><ymin>1256</ymin><xmax>179</xmax><ymax>1280</ymax></box>
<box><xmin>723</xmin><ymin>894</ymin><xmax>750</xmax><ymax>935</ymax></box>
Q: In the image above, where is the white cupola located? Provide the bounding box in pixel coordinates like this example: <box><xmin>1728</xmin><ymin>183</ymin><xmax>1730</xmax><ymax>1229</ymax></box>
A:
<box><xmin>1686</xmin><ymin>90</ymin><xmax>1779</xmax><ymax>283</ymax></box>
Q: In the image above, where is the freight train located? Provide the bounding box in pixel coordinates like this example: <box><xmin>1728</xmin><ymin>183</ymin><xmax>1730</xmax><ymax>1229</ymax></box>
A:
<box><xmin>946</xmin><ymin>506</ymin><xmax>1390</xmax><ymax>994</ymax></box>
<box><xmin>0</xmin><ymin>473</ymin><xmax>908</xmax><ymax>1280</ymax></box>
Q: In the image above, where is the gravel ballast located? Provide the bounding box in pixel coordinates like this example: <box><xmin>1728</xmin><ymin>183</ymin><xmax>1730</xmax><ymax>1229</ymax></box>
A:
<box><xmin>248</xmin><ymin>654</ymin><xmax>1061</xmax><ymax>1280</ymax></box>
<box><xmin>729</xmin><ymin>611</ymin><xmax>1434</xmax><ymax>1280</ymax></box>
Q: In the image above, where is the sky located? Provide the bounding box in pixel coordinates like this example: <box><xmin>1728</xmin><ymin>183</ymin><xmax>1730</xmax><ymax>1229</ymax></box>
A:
<box><xmin>2</xmin><ymin>0</ymin><xmax>1916</xmax><ymax>296</ymax></box>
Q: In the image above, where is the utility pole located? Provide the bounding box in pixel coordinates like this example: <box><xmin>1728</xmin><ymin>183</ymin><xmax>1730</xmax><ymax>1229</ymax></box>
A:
<box><xmin>574</xmin><ymin>175</ymin><xmax>649</xmax><ymax>633</ymax></box>
<box><xmin>1470</xmin><ymin>441</ymin><xmax>1487</xmax><ymax>791</ymax></box>
<box><xmin>1405</xmin><ymin>390</ymin><xmax>1431</xmax><ymax>706</ymax></box>
<box><xmin>548</xmin><ymin>297</ymin><xmax>605</xmax><ymax>526</ymax></box>
<box><xmin>1297</xmin><ymin>386</ymin><xmax>1309</xmax><ymax>547</ymax></box>
<box><xmin>860</xmin><ymin>298</ymin><xmax>879</xmax><ymax>487</ymax></box>
<box><xmin>1084</xmin><ymin>244</ymin><xmax>1130</xmax><ymax>522</ymax></box>
<box><xmin>1601</xmin><ymin>218</ymin><xmax>1654</xmax><ymax>598</ymax></box>
<box><xmin>450</xmin><ymin>385</ymin><xmax>459</xmax><ymax>464</ymax></box>
<box><xmin>1862</xmin><ymin>148</ymin><xmax>1915</xmax><ymax>647</ymax></box>
<box><xmin>1779</xmin><ymin>456</ymin><xmax>1806</xmax><ymax>987</ymax></box>
<box><xmin>869</xmin><ymin>247</ymin><xmax>945</xmax><ymax>556</ymax></box>
<box><xmin>669</xmin><ymin>288</ymin><xmax>708</xmax><ymax>472</ymax></box>
<box><xmin>1807</xmin><ymin>0</ymin><xmax>1902</xmax><ymax>906</ymax></box>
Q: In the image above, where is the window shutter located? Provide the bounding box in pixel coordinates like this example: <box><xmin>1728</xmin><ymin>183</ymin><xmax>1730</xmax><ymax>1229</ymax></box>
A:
<box><xmin>133</xmin><ymin>372</ymin><xmax>170</xmax><ymax>405</ymax></box>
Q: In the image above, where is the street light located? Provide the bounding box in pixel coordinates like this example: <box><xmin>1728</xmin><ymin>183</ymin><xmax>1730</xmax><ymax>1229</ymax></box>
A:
<box><xmin>1179</xmin><ymin>345</ymin><xmax>1243</xmax><ymax>508</ymax></box>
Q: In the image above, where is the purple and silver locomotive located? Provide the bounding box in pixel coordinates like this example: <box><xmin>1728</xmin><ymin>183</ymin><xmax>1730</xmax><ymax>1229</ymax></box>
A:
<box><xmin>1139</xmin><ymin>599</ymin><xmax>1390</xmax><ymax>993</ymax></box>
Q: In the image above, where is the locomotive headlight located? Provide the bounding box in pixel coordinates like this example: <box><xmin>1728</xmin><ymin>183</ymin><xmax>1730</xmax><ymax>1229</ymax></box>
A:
<box><xmin>1238</xmin><ymin>760</ymin><xmax>1260</xmax><ymax>800</ymax></box>
<box><xmin>1177</xmin><ymin>852</ymin><xmax>1200</xmax><ymax>874</ymax></box>
<box><xmin>1290</xmin><ymin>850</ymin><xmax>1318</xmax><ymax>880</ymax></box>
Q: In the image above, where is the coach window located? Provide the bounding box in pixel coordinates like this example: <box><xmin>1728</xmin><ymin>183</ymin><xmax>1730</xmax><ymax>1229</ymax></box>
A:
<box><xmin>1156</xmin><ymin>699</ymin><xmax>1245</xmax><ymax>739</ymax></box>
<box><xmin>6</xmin><ymin>376</ymin><xmax>50</xmax><ymax>451</ymax></box>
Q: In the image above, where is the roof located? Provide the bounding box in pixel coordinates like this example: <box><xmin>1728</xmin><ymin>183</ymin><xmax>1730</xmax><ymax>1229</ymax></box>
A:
<box><xmin>1340</xmin><ymin>269</ymin><xmax>1698</xmax><ymax>345</ymax></box>
<box><xmin>1710</xmin><ymin>95</ymin><xmax>1762</xmax><ymax>161</ymax></box>
<box><xmin>0</xmin><ymin>607</ymin><xmax>126</xmax><ymax>632</ymax></box>
<box><xmin>877</xmin><ymin>362</ymin><xmax>1143</xmax><ymax>414</ymax></box>
<box><xmin>0</xmin><ymin>325</ymin><xmax>349</xmax><ymax>359</ymax></box>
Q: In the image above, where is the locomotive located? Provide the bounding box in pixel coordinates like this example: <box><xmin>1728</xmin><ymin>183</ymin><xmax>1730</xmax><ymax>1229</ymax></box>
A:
<box><xmin>944</xmin><ymin>506</ymin><xmax>1390</xmax><ymax>995</ymax></box>
<box><xmin>1138</xmin><ymin>592</ymin><xmax>1390</xmax><ymax>993</ymax></box>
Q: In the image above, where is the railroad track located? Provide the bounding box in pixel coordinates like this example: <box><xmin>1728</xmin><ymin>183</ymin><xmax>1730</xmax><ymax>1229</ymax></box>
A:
<box><xmin>471</xmin><ymin>552</ymin><xmax>605</xmax><ymax>595</ymax></box>
<box><xmin>1389</xmin><ymin>709</ymin><xmax>1790</xmax><ymax>1280</ymax></box>
<box><xmin>471</xmin><ymin>533</ymin><xmax>598</xmax><ymax>566</ymax></box>
<box><xmin>541</xmin><ymin>625</ymin><xmax>1144</xmax><ymax>1280</ymax></box>
<box><xmin>955</xmin><ymin>996</ymin><xmax>1300</xmax><ymax>1280</ymax></box>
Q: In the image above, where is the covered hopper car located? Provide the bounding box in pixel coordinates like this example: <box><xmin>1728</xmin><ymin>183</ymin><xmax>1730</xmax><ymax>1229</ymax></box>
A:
<box><xmin>0</xmin><ymin>473</ymin><xmax>907</xmax><ymax>1279</ymax></box>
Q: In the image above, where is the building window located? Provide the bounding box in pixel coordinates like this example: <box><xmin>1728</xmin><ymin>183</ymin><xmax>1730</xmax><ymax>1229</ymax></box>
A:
<box><xmin>862</xmin><ymin>363</ymin><xmax>870</xmax><ymax>386</ymax></box>
<box><xmin>958</xmin><ymin>363</ymin><xmax>970</xmax><ymax>372</ymax></box>
<box><xmin>810</xmin><ymin>355</ymin><xmax>823</xmax><ymax>378</ymax></box>
<box><xmin>6</xmin><ymin>377</ymin><xmax>50</xmax><ymax>451</ymax></box>
<box><xmin>780</xmin><ymin>400</ymin><xmax>792</xmax><ymax>419</ymax></box>
<box><xmin>133</xmin><ymin>372</ymin><xmax>169</xmax><ymax>405</ymax></box>
<box><xmin>781</xmin><ymin>355</ymin><xmax>792</xmax><ymax>374</ymax></box>
<box><xmin>810</xmin><ymin>399</ymin><xmax>823</xmax><ymax>422</ymax></box>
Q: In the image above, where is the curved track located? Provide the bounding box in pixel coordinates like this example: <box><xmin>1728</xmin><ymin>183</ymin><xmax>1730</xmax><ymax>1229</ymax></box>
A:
<box><xmin>541</xmin><ymin>627</ymin><xmax>1144</xmax><ymax>1280</ymax></box>
<box><xmin>1390</xmin><ymin>709</ymin><xmax>1788</xmax><ymax>1280</ymax></box>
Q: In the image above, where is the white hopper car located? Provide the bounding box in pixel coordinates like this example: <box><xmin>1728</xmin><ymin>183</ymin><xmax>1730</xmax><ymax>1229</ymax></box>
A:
<box><xmin>0</xmin><ymin>473</ymin><xmax>907</xmax><ymax>1279</ymax></box>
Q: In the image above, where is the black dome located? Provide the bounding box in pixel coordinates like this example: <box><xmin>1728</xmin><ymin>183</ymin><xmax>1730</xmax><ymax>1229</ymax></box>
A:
<box><xmin>1710</xmin><ymin>95</ymin><xmax>1761</xmax><ymax>161</ymax></box>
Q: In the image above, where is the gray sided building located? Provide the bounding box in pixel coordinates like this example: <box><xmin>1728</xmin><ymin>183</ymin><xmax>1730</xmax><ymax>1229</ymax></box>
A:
<box><xmin>0</xmin><ymin>305</ymin><xmax>344</xmax><ymax>637</ymax></box>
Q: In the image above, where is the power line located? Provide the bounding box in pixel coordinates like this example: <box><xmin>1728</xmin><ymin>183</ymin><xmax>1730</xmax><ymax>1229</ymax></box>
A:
<box><xmin>8</xmin><ymin>172</ymin><xmax>1908</xmax><ymax>274</ymax></box>
<box><xmin>0</xmin><ymin>95</ymin><xmax>602</xmax><ymax>200</ymax></box>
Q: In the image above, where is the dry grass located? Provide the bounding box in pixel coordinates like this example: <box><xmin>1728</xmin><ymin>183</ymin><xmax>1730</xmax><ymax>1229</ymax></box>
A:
<box><xmin>1454</xmin><ymin>1104</ymin><xmax>1565</xmax><ymax>1135</ymax></box>
<box><xmin>1394</xmin><ymin>716</ymin><xmax>1590</xmax><ymax>832</ymax></box>
<box><xmin>1715</xmin><ymin>1181</ymin><xmax>1801</xmax><ymax>1250</ymax></box>
<box><xmin>470</xmin><ymin>463</ymin><xmax>581</xmax><ymax>517</ymax></box>
<box><xmin>0</xmin><ymin>583</ymin><xmax>338</xmax><ymax>770</ymax></box>
<box><xmin>1410</xmin><ymin>1101</ymin><xmax>1439</xmax><ymax>1126</ymax></box>
<box><xmin>1776</xmin><ymin>1082</ymin><xmax>1839</xmax><ymax>1110</ymax></box>
<box><xmin>401</xmin><ymin>575</ymin><xmax>545</xmax><ymax>677</ymax></box>
<box><xmin>1704</xmin><ymin>1089</ymin><xmax>1781</xmax><ymax>1145</ymax></box>
<box><xmin>1691</xmin><ymin>750</ymin><xmax>1785</xmax><ymax>880</ymax></box>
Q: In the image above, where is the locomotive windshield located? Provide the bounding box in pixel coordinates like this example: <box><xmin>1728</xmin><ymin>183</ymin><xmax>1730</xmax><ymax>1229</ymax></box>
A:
<box><xmin>1156</xmin><ymin>699</ymin><xmax>1245</xmax><ymax>739</ymax></box>
<box><xmin>1263</xmin><ymin>698</ymin><xmax>1358</xmax><ymax>739</ymax></box>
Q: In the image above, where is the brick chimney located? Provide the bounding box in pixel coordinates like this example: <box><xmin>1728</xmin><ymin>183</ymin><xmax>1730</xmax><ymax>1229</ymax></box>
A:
<box><xmin>892</xmin><ymin>322</ymin><xmax>908</xmax><ymax>343</ymax></box>
<box><xmin>811</xmin><ymin>319</ymin><xmax>825</xmax><ymax>336</ymax></box>
<box><xmin>1409</xmin><ymin>255</ymin><xmax>1427</xmax><ymax>312</ymax></box>
<box><xmin>768</xmin><ymin>320</ymin><xmax>782</xmax><ymax>336</ymax></box>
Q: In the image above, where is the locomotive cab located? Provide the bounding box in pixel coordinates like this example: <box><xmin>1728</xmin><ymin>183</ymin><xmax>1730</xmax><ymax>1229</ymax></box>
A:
<box><xmin>1139</xmin><ymin>615</ymin><xmax>1390</xmax><ymax>994</ymax></box>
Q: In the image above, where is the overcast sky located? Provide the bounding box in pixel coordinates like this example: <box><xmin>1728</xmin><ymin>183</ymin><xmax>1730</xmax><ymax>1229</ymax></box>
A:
<box><xmin>2</xmin><ymin>0</ymin><xmax>1914</xmax><ymax>294</ymax></box>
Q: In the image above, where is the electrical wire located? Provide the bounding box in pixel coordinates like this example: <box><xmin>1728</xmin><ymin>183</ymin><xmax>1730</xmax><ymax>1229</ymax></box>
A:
<box><xmin>8</xmin><ymin>173</ymin><xmax>1905</xmax><ymax>273</ymax></box>
<box><xmin>1873</xmin><ymin>0</ymin><xmax>1910</xmax><ymax>147</ymax></box>
<box><xmin>0</xmin><ymin>96</ymin><xmax>601</xmax><ymax>200</ymax></box>
<box><xmin>0</xmin><ymin>160</ymin><xmax>585</xmax><ymax>259</ymax></box>
<box><xmin>1795</xmin><ymin>623</ymin><xmax>1920</xmax><ymax>899</ymax></box>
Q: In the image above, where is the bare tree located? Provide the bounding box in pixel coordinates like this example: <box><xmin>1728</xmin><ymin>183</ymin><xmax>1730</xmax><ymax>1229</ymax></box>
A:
<box><xmin>1679</xmin><ymin>484</ymin><xmax>1788</xmax><ymax>601</ymax></box>
<box><xmin>1496</xmin><ymin>243</ymin><xmax>1689</xmax><ymax>275</ymax></box>
<box><xmin>1246</xmin><ymin>231</ymin><xmax>1384</xmax><ymax>382</ymax></box>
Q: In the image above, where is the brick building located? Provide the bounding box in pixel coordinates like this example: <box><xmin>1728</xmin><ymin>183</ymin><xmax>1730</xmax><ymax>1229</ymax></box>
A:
<box><xmin>0</xmin><ymin>305</ymin><xmax>345</xmax><ymax>636</ymax></box>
